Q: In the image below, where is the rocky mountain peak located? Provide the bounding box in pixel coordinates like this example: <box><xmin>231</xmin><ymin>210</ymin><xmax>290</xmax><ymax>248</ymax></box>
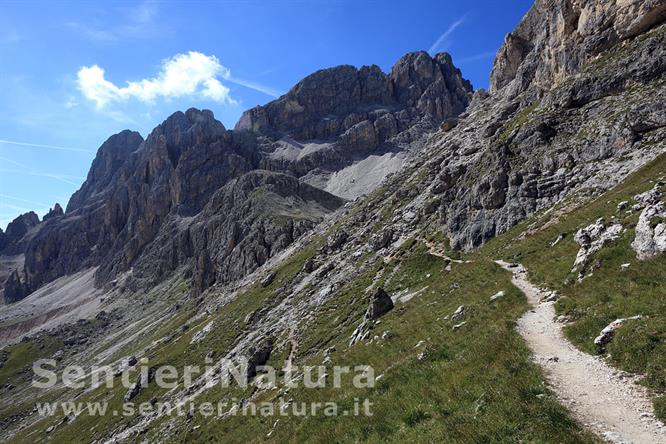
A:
<box><xmin>42</xmin><ymin>204</ymin><xmax>64</xmax><ymax>222</ymax></box>
<box><xmin>0</xmin><ymin>211</ymin><xmax>41</xmax><ymax>256</ymax></box>
<box><xmin>66</xmin><ymin>129</ymin><xmax>143</xmax><ymax>212</ymax></box>
<box><xmin>235</xmin><ymin>51</ymin><xmax>472</xmax><ymax>141</ymax></box>
<box><xmin>156</xmin><ymin>108</ymin><xmax>225</xmax><ymax>139</ymax></box>
<box><xmin>146</xmin><ymin>108</ymin><xmax>227</xmax><ymax>168</ymax></box>
<box><xmin>5</xmin><ymin>211</ymin><xmax>39</xmax><ymax>240</ymax></box>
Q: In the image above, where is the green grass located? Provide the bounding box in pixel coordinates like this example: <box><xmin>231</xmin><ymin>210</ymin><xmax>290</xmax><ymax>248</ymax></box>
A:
<box><xmin>485</xmin><ymin>152</ymin><xmax>666</xmax><ymax>419</ymax></box>
<box><xmin>0</xmin><ymin>336</ymin><xmax>63</xmax><ymax>388</ymax></box>
<box><xmin>498</xmin><ymin>103</ymin><xmax>539</xmax><ymax>144</ymax></box>
<box><xmin>167</xmin><ymin>245</ymin><xmax>597</xmax><ymax>443</ymax></box>
<box><xmin>6</xmin><ymin>234</ymin><xmax>599</xmax><ymax>443</ymax></box>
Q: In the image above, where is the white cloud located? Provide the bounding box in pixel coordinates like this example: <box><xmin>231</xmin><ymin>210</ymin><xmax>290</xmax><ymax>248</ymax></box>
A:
<box><xmin>77</xmin><ymin>51</ymin><xmax>235</xmax><ymax>108</ymax></box>
<box><xmin>429</xmin><ymin>17</ymin><xmax>466</xmax><ymax>55</ymax></box>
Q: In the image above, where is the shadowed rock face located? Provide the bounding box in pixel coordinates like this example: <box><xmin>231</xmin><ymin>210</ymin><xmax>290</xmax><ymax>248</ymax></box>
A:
<box><xmin>66</xmin><ymin>130</ymin><xmax>145</xmax><ymax>212</ymax></box>
<box><xmin>122</xmin><ymin>169</ymin><xmax>344</xmax><ymax>293</ymax></box>
<box><xmin>5</xmin><ymin>212</ymin><xmax>39</xmax><ymax>242</ymax></box>
<box><xmin>20</xmin><ymin>109</ymin><xmax>262</xmax><ymax>297</ymax></box>
<box><xmin>1</xmin><ymin>212</ymin><xmax>40</xmax><ymax>256</ymax></box>
<box><xmin>413</xmin><ymin>1</ymin><xmax>666</xmax><ymax>251</ymax></box>
<box><xmin>42</xmin><ymin>204</ymin><xmax>64</xmax><ymax>222</ymax></box>
<box><xmin>237</xmin><ymin>52</ymin><xmax>471</xmax><ymax>140</ymax></box>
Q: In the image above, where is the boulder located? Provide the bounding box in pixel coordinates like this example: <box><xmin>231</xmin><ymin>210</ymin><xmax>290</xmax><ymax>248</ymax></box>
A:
<box><xmin>490</xmin><ymin>291</ymin><xmax>505</xmax><ymax>301</ymax></box>
<box><xmin>302</xmin><ymin>258</ymin><xmax>316</xmax><ymax>273</ymax></box>
<box><xmin>260</xmin><ymin>272</ymin><xmax>277</xmax><ymax>288</ymax></box>
<box><xmin>631</xmin><ymin>203</ymin><xmax>666</xmax><ymax>260</ymax></box>
<box><xmin>367</xmin><ymin>288</ymin><xmax>394</xmax><ymax>320</ymax></box>
<box><xmin>124</xmin><ymin>381</ymin><xmax>142</xmax><ymax>402</ymax></box>
<box><xmin>594</xmin><ymin>316</ymin><xmax>643</xmax><ymax>349</ymax></box>
<box><xmin>633</xmin><ymin>185</ymin><xmax>662</xmax><ymax>208</ymax></box>
<box><xmin>572</xmin><ymin>219</ymin><xmax>623</xmax><ymax>271</ymax></box>
<box><xmin>326</xmin><ymin>230</ymin><xmax>349</xmax><ymax>251</ymax></box>
<box><xmin>246</xmin><ymin>339</ymin><xmax>274</xmax><ymax>379</ymax></box>
<box><xmin>349</xmin><ymin>288</ymin><xmax>394</xmax><ymax>345</ymax></box>
<box><xmin>451</xmin><ymin>305</ymin><xmax>466</xmax><ymax>320</ymax></box>
<box><xmin>369</xmin><ymin>228</ymin><xmax>394</xmax><ymax>251</ymax></box>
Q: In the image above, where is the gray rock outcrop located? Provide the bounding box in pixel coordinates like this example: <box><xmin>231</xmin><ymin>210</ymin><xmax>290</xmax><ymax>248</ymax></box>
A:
<box><xmin>632</xmin><ymin>203</ymin><xmax>666</xmax><ymax>260</ymax></box>
<box><xmin>572</xmin><ymin>219</ymin><xmax>624</xmax><ymax>271</ymax></box>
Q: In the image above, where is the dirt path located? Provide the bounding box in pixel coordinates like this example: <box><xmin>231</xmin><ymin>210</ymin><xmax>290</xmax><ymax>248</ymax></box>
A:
<box><xmin>496</xmin><ymin>260</ymin><xmax>666</xmax><ymax>444</ymax></box>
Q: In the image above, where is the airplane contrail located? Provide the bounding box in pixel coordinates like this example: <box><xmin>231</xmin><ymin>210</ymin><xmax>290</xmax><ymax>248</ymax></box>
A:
<box><xmin>0</xmin><ymin>138</ymin><xmax>92</xmax><ymax>153</ymax></box>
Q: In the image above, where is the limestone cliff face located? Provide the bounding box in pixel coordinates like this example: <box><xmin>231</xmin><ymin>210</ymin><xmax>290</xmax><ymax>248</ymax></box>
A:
<box><xmin>490</xmin><ymin>0</ymin><xmax>666</xmax><ymax>98</ymax></box>
<box><xmin>19</xmin><ymin>109</ymin><xmax>262</xmax><ymax>297</ymax></box>
<box><xmin>419</xmin><ymin>0</ymin><xmax>666</xmax><ymax>250</ymax></box>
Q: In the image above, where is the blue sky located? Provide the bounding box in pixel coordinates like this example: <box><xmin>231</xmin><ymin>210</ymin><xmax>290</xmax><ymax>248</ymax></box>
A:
<box><xmin>0</xmin><ymin>0</ymin><xmax>532</xmax><ymax>229</ymax></box>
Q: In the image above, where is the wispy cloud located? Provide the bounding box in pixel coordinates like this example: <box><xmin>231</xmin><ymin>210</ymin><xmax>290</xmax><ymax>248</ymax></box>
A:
<box><xmin>454</xmin><ymin>50</ymin><xmax>497</xmax><ymax>64</ymax></box>
<box><xmin>226</xmin><ymin>76</ymin><xmax>284</xmax><ymax>98</ymax></box>
<box><xmin>0</xmin><ymin>156</ymin><xmax>85</xmax><ymax>186</ymax></box>
<box><xmin>0</xmin><ymin>168</ymin><xmax>83</xmax><ymax>186</ymax></box>
<box><xmin>0</xmin><ymin>194</ymin><xmax>50</xmax><ymax>209</ymax></box>
<box><xmin>66</xmin><ymin>0</ymin><xmax>160</xmax><ymax>42</ymax></box>
<box><xmin>66</xmin><ymin>22</ymin><xmax>118</xmax><ymax>42</ymax></box>
<box><xmin>0</xmin><ymin>139</ymin><xmax>91</xmax><ymax>153</ymax></box>
<box><xmin>0</xmin><ymin>202</ymin><xmax>46</xmax><ymax>213</ymax></box>
<box><xmin>429</xmin><ymin>16</ymin><xmax>466</xmax><ymax>55</ymax></box>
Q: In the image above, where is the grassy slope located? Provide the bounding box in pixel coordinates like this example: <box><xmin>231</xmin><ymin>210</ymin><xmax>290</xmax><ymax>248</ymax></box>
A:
<box><xmin>2</xmin><ymin>234</ymin><xmax>599</xmax><ymax>442</ymax></box>
<box><xmin>6</xmin><ymin>154</ymin><xmax>666</xmax><ymax>442</ymax></box>
<box><xmin>485</xmin><ymin>152</ymin><xmax>666</xmax><ymax>419</ymax></box>
<box><xmin>173</xmin><ymin>244</ymin><xmax>596</xmax><ymax>443</ymax></box>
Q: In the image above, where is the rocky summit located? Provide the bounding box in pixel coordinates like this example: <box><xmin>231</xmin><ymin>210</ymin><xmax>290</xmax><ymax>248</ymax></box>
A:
<box><xmin>1</xmin><ymin>1</ymin><xmax>666</xmax><ymax>443</ymax></box>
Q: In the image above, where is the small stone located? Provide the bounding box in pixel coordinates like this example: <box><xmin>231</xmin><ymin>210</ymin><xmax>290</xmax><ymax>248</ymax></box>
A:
<box><xmin>490</xmin><ymin>291</ymin><xmax>505</xmax><ymax>301</ymax></box>
<box><xmin>260</xmin><ymin>272</ymin><xmax>277</xmax><ymax>288</ymax></box>
<box><xmin>453</xmin><ymin>321</ymin><xmax>467</xmax><ymax>331</ymax></box>
<box><xmin>550</xmin><ymin>233</ymin><xmax>565</xmax><ymax>247</ymax></box>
